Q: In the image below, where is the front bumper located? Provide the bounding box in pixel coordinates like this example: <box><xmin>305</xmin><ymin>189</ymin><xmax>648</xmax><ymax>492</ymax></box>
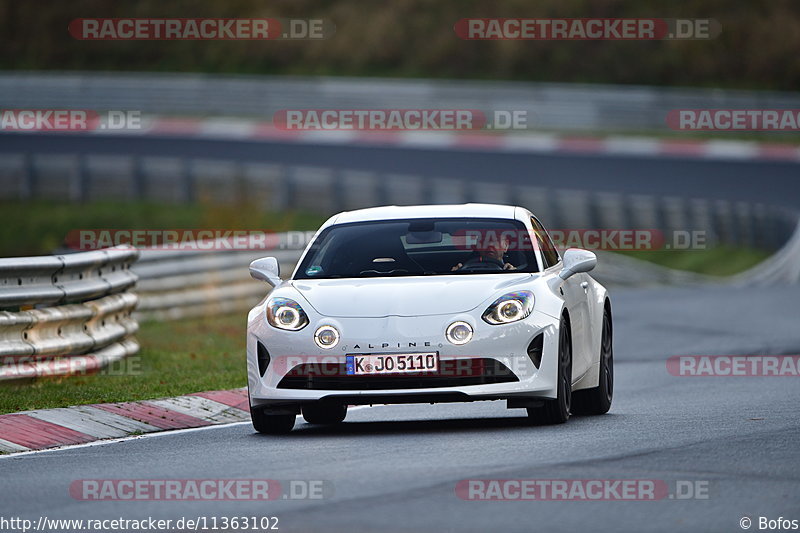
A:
<box><xmin>247</xmin><ymin>306</ymin><xmax>562</xmax><ymax>407</ymax></box>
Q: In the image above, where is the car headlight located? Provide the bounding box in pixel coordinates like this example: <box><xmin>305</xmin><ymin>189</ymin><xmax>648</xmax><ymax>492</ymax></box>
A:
<box><xmin>266</xmin><ymin>297</ymin><xmax>309</xmax><ymax>331</ymax></box>
<box><xmin>482</xmin><ymin>291</ymin><xmax>534</xmax><ymax>325</ymax></box>
<box><xmin>314</xmin><ymin>325</ymin><xmax>340</xmax><ymax>349</ymax></box>
<box><xmin>446</xmin><ymin>321</ymin><xmax>474</xmax><ymax>345</ymax></box>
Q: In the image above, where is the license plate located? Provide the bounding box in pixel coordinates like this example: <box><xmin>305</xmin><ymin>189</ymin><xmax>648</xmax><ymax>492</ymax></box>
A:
<box><xmin>346</xmin><ymin>353</ymin><xmax>438</xmax><ymax>375</ymax></box>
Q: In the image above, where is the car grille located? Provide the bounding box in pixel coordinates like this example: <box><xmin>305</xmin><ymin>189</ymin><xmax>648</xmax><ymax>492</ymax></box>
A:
<box><xmin>276</xmin><ymin>358</ymin><xmax>519</xmax><ymax>390</ymax></box>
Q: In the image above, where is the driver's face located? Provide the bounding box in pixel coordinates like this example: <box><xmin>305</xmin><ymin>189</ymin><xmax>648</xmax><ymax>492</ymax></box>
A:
<box><xmin>481</xmin><ymin>237</ymin><xmax>509</xmax><ymax>261</ymax></box>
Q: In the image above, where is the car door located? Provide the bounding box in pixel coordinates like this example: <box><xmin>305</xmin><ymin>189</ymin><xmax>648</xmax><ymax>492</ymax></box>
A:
<box><xmin>531</xmin><ymin>217</ymin><xmax>592</xmax><ymax>380</ymax></box>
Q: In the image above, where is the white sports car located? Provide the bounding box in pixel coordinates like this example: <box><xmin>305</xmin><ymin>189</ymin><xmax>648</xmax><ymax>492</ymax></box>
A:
<box><xmin>246</xmin><ymin>204</ymin><xmax>613</xmax><ymax>434</ymax></box>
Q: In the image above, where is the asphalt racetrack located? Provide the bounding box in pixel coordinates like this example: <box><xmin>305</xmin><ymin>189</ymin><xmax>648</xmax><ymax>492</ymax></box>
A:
<box><xmin>2</xmin><ymin>284</ymin><xmax>799</xmax><ymax>532</ymax></box>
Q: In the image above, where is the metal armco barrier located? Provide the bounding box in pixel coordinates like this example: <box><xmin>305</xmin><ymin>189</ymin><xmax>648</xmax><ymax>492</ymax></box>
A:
<box><xmin>0</xmin><ymin>247</ymin><xmax>138</xmax><ymax>308</ymax></box>
<box><xmin>1</xmin><ymin>154</ymin><xmax>796</xmax><ymax>252</ymax></box>
<box><xmin>0</xmin><ymin>247</ymin><xmax>140</xmax><ymax>381</ymax></box>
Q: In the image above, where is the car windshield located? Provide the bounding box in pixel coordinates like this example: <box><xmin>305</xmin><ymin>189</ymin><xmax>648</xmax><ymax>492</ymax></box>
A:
<box><xmin>294</xmin><ymin>218</ymin><xmax>540</xmax><ymax>279</ymax></box>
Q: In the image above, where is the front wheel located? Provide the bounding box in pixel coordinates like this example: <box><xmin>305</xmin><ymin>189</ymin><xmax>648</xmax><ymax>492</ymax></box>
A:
<box><xmin>572</xmin><ymin>306</ymin><xmax>613</xmax><ymax>415</ymax></box>
<box><xmin>527</xmin><ymin>315</ymin><xmax>572</xmax><ymax>425</ymax></box>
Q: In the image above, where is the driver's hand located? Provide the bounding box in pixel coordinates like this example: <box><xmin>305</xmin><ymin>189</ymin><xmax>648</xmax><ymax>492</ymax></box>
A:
<box><xmin>503</xmin><ymin>263</ymin><xmax>516</xmax><ymax>270</ymax></box>
<box><xmin>451</xmin><ymin>263</ymin><xmax>463</xmax><ymax>271</ymax></box>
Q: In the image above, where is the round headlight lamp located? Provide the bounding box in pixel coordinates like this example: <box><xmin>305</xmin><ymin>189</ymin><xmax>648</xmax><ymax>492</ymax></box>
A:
<box><xmin>275</xmin><ymin>306</ymin><xmax>301</xmax><ymax>329</ymax></box>
<box><xmin>498</xmin><ymin>299</ymin><xmax>524</xmax><ymax>321</ymax></box>
<box><xmin>446</xmin><ymin>321</ymin><xmax>474</xmax><ymax>345</ymax></box>
<box><xmin>482</xmin><ymin>291</ymin><xmax>534</xmax><ymax>325</ymax></box>
<box><xmin>314</xmin><ymin>325</ymin><xmax>340</xmax><ymax>349</ymax></box>
<box><xmin>266</xmin><ymin>297</ymin><xmax>309</xmax><ymax>331</ymax></box>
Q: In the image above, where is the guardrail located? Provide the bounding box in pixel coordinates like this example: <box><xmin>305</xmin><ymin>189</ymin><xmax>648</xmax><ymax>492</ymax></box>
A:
<box><xmin>0</xmin><ymin>247</ymin><xmax>140</xmax><ymax>381</ymax></box>
<box><xmin>2</xmin><ymin>72</ymin><xmax>800</xmax><ymax>132</ymax></box>
<box><xmin>1</xmin><ymin>153</ymin><xmax>796</xmax><ymax>253</ymax></box>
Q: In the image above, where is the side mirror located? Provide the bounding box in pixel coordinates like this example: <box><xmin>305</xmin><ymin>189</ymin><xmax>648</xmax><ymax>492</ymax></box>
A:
<box><xmin>250</xmin><ymin>257</ymin><xmax>281</xmax><ymax>287</ymax></box>
<box><xmin>558</xmin><ymin>249</ymin><xmax>597</xmax><ymax>280</ymax></box>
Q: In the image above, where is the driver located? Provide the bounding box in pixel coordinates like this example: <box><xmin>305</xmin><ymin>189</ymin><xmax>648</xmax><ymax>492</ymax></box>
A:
<box><xmin>451</xmin><ymin>234</ymin><xmax>516</xmax><ymax>271</ymax></box>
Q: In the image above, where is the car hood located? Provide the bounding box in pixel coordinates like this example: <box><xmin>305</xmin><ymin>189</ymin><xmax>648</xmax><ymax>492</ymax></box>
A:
<box><xmin>290</xmin><ymin>274</ymin><xmax>533</xmax><ymax>317</ymax></box>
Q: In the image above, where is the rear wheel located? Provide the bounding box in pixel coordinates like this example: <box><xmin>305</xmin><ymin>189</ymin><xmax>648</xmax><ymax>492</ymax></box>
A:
<box><xmin>527</xmin><ymin>315</ymin><xmax>572</xmax><ymax>425</ymax></box>
<box><xmin>572</xmin><ymin>306</ymin><xmax>613</xmax><ymax>415</ymax></box>
<box><xmin>302</xmin><ymin>402</ymin><xmax>348</xmax><ymax>425</ymax></box>
<box><xmin>251</xmin><ymin>405</ymin><xmax>296</xmax><ymax>434</ymax></box>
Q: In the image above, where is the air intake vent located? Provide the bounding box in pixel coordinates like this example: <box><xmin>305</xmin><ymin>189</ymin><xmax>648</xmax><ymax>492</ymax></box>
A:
<box><xmin>527</xmin><ymin>334</ymin><xmax>544</xmax><ymax>369</ymax></box>
<box><xmin>277</xmin><ymin>358</ymin><xmax>518</xmax><ymax>390</ymax></box>
<box><xmin>257</xmin><ymin>342</ymin><xmax>271</xmax><ymax>377</ymax></box>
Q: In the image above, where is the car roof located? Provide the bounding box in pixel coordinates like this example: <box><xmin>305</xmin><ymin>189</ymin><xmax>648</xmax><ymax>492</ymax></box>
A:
<box><xmin>327</xmin><ymin>204</ymin><xmax>523</xmax><ymax>227</ymax></box>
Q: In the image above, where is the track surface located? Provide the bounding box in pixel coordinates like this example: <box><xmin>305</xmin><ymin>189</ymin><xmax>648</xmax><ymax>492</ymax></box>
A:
<box><xmin>2</xmin><ymin>133</ymin><xmax>800</xmax><ymax>208</ymax></box>
<box><xmin>2</xmin><ymin>284</ymin><xmax>799</xmax><ymax>532</ymax></box>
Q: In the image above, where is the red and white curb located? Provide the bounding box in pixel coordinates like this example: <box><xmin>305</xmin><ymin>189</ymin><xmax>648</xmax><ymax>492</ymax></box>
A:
<box><xmin>124</xmin><ymin>117</ymin><xmax>800</xmax><ymax>163</ymax></box>
<box><xmin>0</xmin><ymin>388</ymin><xmax>250</xmax><ymax>454</ymax></box>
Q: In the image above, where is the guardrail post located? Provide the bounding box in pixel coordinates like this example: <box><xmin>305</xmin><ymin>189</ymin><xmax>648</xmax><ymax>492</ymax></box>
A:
<box><xmin>556</xmin><ymin>189</ymin><xmax>592</xmax><ymax>232</ymax></box>
<box><xmin>331</xmin><ymin>169</ymin><xmax>346</xmax><ymax>213</ymax></box>
<box><xmin>72</xmin><ymin>154</ymin><xmax>90</xmax><ymax>203</ymax></box>
<box><xmin>376</xmin><ymin>173</ymin><xmax>390</xmax><ymax>206</ymax></box>
<box><xmin>181</xmin><ymin>159</ymin><xmax>195</xmax><ymax>204</ymax></box>
<box><xmin>734</xmin><ymin>201</ymin><xmax>755</xmax><ymax>248</ymax></box>
<box><xmin>233</xmin><ymin>161</ymin><xmax>247</xmax><ymax>206</ymax></box>
<box><xmin>712</xmin><ymin>200</ymin><xmax>737</xmax><ymax>246</ymax></box>
<box><xmin>517</xmin><ymin>186</ymin><xmax>554</xmax><ymax>230</ymax></box>
<box><xmin>777</xmin><ymin>210</ymin><xmax>798</xmax><ymax>249</ymax></box>
<box><xmin>587</xmin><ymin>192</ymin><xmax>603</xmax><ymax>232</ymax></box>
<box><xmin>431</xmin><ymin>177</ymin><xmax>466</xmax><ymax>205</ymax></box>
<box><xmin>269</xmin><ymin>165</ymin><xmax>286</xmax><ymax>211</ymax></box>
<box><xmin>472</xmin><ymin>181</ymin><xmax>511</xmax><ymax>207</ymax></box>
<box><xmin>750</xmin><ymin>203</ymin><xmax>769</xmax><ymax>250</ymax></box>
<box><xmin>21</xmin><ymin>154</ymin><xmax>37</xmax><ymax>200</ymax></box>
<box><xmin>659</xmin><ymin>197</ymin><xmax>688</xmax><ymax>246</ymax></box>
<box><xmin>132</xmin><ymin>156</ymin><xmax>147</xmax><ymax>199</ymax></box>
<box><xmin>592</xmin><ymin>192</ymin><xmax>627</xmax><ymax>233</ymax></box>
<box><xmin>340</xmin><ymin>170</ymin><xmax>381</xmax><ymax>208</ymax></box>
<box><xmin>688</xmin><ymin>199</ymin><xmax>717</xmax><ymax>248</ymax></box>
<box><xmin>286</xmin><ymin>166</ymin><xmax>298</xmax><ymax>210</ymax></box>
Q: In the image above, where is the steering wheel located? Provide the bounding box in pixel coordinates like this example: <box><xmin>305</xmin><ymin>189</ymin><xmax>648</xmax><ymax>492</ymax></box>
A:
<box><xmin>456</xmin><ymin>261</ymin><xmax>504</xmax><ymax>272</ymax></box>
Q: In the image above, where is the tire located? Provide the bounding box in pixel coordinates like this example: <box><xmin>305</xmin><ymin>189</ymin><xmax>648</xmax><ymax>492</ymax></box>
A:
<box><xmin>572</xmin><ymin>305</ymin><xmax>613</xmax><ymax>416</ymax></box>
<box><xmin>527</xmin><ymin>314</ymin><xmax>572</xmax><ymax>425</ymax></box>
<box><xmin>302</xmin><ymin>402</ymin><xmax>348</xmax><ymax>425</ymax></box>
<box><xmin>251</xmin><ymin>405</ymin><xmax>296</xmax><ymax>435</ymax></box>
